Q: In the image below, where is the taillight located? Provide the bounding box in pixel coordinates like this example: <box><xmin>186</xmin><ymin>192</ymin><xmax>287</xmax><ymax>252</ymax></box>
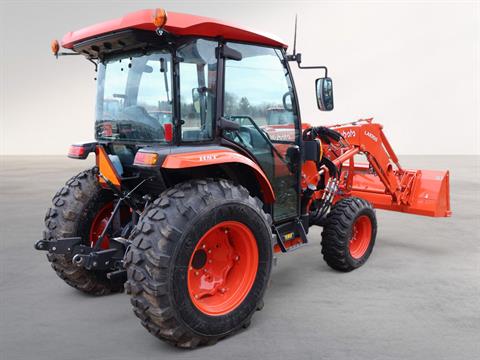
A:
<box><xmin>67</xmin><ymin>142</ymin><xmax>96</xmax><ymax>159</ymax></box>
<box><xmin>68</xmin><ymin>145</ymin><xmax>85</xmax><ymax>158</ymax></box>
<box><xmin>134</xmin><ymin>151</ymin><xmax>159</xmax><ymax>166</ymax></box>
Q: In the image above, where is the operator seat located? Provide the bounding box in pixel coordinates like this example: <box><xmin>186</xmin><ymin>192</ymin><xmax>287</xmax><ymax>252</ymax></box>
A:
<box><xmin>121</xmin><ymin>106</ymin><xmax>165</xmax><ymax>140</ymax></box>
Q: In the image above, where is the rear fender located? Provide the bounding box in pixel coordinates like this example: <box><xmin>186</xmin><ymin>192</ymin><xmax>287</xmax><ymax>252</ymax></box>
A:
<box><xmin>162</xmin><ymin>149</ymin><xmax>275</xmax><ymax>204</ymax></box>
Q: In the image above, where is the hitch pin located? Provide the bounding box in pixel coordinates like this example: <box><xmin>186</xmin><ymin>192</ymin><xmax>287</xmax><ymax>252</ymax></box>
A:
<box><xmin>72</xmin><ymin>254</ymin><xmax>85</xmax><ymax>267</ymax></box>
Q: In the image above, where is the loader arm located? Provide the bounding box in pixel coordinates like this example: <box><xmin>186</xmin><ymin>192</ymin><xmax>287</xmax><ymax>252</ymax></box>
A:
<box><xmin>323</xmin><ymin>119</ymin><xmax>451</xmax><ymax>217</ymax></box>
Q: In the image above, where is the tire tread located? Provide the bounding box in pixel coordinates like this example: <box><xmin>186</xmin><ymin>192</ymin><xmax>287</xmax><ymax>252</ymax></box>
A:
<box><xmin>124</xmin><ymin>178</ymin><xmax>270</xmax><ymax>348</ymax></box>
<box><xmin>321</xmin><ymin>197</ymin><xmax>376</xmax><ymax>272</ymax></box>
<box><xmin>43</xmin><ymin>168</ymin><xmax>122</xmax><ymax>295</ymax></box>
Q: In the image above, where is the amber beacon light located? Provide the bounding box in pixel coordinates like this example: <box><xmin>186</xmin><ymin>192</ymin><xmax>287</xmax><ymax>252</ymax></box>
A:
<box><xmin>51</xmin><ymin>39</ymin><xmax>60</xmax><ymax>56</ymax></box>
<box><xmin>152</xmin><ymin>8</ymin><xmax>168</xmax><ymax>28</ymax></box>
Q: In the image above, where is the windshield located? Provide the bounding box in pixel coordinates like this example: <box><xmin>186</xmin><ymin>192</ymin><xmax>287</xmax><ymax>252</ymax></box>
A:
<box><xmin>95</xmin><ymin>50</ymin><xmax>172</xmax><ymax>142</ymax></box>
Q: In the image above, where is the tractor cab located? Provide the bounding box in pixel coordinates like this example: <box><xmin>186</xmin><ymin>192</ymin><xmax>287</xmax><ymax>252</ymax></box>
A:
<box><xmin>58</xmin><ymin>10</ymin><xmax>316</xmax><ymax>223</ymax></box>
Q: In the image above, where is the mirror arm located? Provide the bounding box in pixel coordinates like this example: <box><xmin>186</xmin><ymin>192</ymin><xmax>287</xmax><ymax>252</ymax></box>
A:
<box><xmin>285</xmin><ymin>53</ymin><xmax>328</xmax><ymax>77</ymax></box>
<box><xmin>297</xmin><ymin>63</ymin><xmax>328</xmax><ymax>78</ymax></box>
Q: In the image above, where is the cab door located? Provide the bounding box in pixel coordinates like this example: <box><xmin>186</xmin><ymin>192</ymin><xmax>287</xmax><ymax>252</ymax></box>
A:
<box><xmin>222</xmin><ymin>43</ymin><xmax>301</xmax><ymax>222</ymax></box>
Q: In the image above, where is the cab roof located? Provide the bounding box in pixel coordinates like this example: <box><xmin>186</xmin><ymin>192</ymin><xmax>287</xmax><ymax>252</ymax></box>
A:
<box><xmin>61</xmin><ymin>9</ymin><xmax>288</xmax><ymax>50</ymax></box>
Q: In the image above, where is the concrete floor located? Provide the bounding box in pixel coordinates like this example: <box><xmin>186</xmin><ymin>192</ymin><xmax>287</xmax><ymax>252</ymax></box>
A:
<box><xmin>1</xmin><ymin>155</ymin><xmax>479</xmax><ymax>360</ymax></box>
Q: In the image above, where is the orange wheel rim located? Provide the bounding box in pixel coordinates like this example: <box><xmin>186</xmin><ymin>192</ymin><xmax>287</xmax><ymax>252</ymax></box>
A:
<box><xmin>89</xmin><ymin>202</ymin><xmax>130</xmax><ymax>249</ymax></box>
<box><xmin>349</xmin><ymin>215</ymin><xmax>372</xmax><ymax>259</ymax></box>
<box><xmin>89</xmin><ymin>203</ymin><xmax>114</xmax><ymax>249</ymax></box>
<box><xmin>187</xmin><ymin>221</ymin><xmax>258</xmax><ymax>316</ymax></box>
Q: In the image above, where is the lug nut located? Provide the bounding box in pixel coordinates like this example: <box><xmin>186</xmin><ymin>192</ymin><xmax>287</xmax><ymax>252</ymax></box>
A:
<box><xmin>235</xmin><ymin>255</ymin><xmax>240</xmax><ymax>261</ymax></box>
<box><xmin>194</xmin><ymin>294</ymin><xmax>199</xmax><ymax>299</ymax></box>
<box><xmin>195</xmin><ymin>271</ymin><xmax>199</xmax><ymax>276</ymax></box>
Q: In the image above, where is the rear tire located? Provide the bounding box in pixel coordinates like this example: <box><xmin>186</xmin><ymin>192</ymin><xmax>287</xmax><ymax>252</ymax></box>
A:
<box><xmin>321</xmin><ymin>197</ymin><xmax>377</xmax><ymax>272</ymax></box>
<box><xmin>42</xmin><ymin>168</ymin><xmax>124</xmax><ymax>295</ymax></box>
<box><xmin>124</xmin><ymin>179</ymin><xmax>272</xmax><ymax>348</ymax></box>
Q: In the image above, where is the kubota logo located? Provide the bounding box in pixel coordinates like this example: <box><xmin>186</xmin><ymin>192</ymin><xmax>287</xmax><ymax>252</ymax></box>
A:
<box><xmin>341</xmin><ymin>129</ymin><xmax>356</xmax><ymax>138</ymax></box>
<box><xmin>364</xmin><ymin>131</ymin><xmax>378</xmax><ymax>142</ymax></box>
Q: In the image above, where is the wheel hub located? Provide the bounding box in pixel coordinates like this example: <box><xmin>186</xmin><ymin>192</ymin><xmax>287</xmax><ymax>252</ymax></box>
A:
<box><xmin>89</xmin><ymin>203</ymin><xmax>114</xmax><ymax>249</ymax></box>
<box><xmin>348</xmin><ymin>215</ymin><xmax>372</xmax><ymax>259</ymax></box>
<box><xmin>187</xmin><ymin>221</ymin><xmax>258</xmax><ymax>316</ymax></box>
<box><xmin>89</xmin><ymin>202</ymin><xmax>130</xmax><ymax>249</ymax></box>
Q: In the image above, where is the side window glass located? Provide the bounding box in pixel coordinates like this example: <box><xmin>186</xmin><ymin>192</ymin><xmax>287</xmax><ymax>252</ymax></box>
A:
<box><xmin>177</xmin><ymin>39</ymin><xmax>218</xmax><ymax>141</ymax></box>
<box><xmin>224</xmin><ymin>44</ymin><xmax>298</xmax><ymax>145</ymax></box>
<box><xmin>224</xmin><ymin>43</ymin><xmax>300</xmax><ymax>221</ymax></box>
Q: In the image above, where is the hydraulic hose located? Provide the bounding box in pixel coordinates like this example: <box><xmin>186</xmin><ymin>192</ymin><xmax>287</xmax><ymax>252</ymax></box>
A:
<box><xmin>302</xmin><ymin>126</ymin><xmax>343</xmax><ymax>144</ymax></box>
<box><xmin>319</xmin><ymin>156</ymin><xmax>338</xmax><ymax>179</ymax></box>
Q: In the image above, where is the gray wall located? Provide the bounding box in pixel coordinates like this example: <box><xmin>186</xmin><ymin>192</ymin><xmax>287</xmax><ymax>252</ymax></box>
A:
<box><xmin>1</xmin><ymin>0</ymin><xmax>478</xmax><ymax>155</ymax></box>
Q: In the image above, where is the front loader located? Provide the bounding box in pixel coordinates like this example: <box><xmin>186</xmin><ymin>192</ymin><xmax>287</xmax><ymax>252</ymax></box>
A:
<box><xmin>35</xmin><ymin>8</ymin><xmax>451</xmax><ymax>348</ymax></box>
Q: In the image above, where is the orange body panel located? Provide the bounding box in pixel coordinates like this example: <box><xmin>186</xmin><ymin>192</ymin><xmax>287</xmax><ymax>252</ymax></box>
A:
<box><xmin>162</xmin><ymin>149</ymin><xmax>275</xmax><ymax>204</ymax></box>
<box><xmin>301</xmin><ymin>160</ymin><xmax>320</xmax><ymax>189</ymax></box>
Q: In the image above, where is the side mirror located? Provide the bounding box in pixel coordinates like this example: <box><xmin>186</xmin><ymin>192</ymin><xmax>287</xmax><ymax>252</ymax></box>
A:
<box><xmin>316</xmin><ymin>77</ymin><xmax>334</xmax><ymax>111</ymax></box>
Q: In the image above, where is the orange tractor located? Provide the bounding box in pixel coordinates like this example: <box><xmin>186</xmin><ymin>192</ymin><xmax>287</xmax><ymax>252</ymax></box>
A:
<box><xmin>36</xmin><ymin>9</ymin><xmax>451</xmax><ymax>348</ymax></box>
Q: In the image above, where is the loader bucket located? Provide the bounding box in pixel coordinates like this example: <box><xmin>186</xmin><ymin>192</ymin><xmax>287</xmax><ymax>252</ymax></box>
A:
<box><xmin>404</xmin><ymin>169</ymin><xmax>451</xmax><ymax>217</ymax></box>
<box><xmin>350</xmin><ymin>169</ymin><xmax>451</xmax><ymax>217</ymax></box>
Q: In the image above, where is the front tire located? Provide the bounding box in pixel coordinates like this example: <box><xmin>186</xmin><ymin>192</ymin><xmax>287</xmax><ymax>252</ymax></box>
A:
<box><xmin>321</xmin><ymin>197</ymin><xmax>377</xmax><ymax>272</ymax></box>
<box><xmin>124</xmin><ymin>179</ymin><xmax>272</xmax><ymax>348</ymax></box>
